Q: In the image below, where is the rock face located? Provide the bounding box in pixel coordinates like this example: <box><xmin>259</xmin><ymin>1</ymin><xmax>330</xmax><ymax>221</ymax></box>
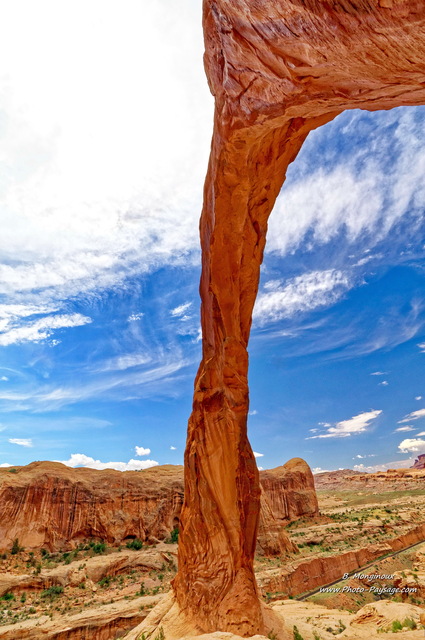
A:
<box><xmin>258</xmin><ymin>522</ymin><xmax>425</xmax><ymax>598</ymax></box>
<box><xmin>261</xmin><ymin>458</ymin><xmax>318</xmax><ymax>524</ymax></box>
<box><xmin>174</xmin><ymin>0</ymin><xmax>425</xmax><ymax>635</ymax></box>
<box><xmin>0</xmin><ymin>459</ymin><xmax>315</xmax><ymax>553</ymax></box>
<box><xmin>0</xmin><ymin>462</ymin><xmax>184</xmax><ymax>551</ymax></box>
<box><xmin>412</xmin><ymin>454</ymin><xmax>425</xmax><ymax>470</ymax></box>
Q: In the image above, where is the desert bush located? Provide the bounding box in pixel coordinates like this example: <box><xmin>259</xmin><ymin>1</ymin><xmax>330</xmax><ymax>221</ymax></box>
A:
<box><xmin>126</xmin><ymin>538</ymin><xmax>143</xmax><ymax>550</ymax></box>
<box><xmin>293</xmin><ymin>626</ymin><xmax>304</xmax><ymax>640</ymax></box>
<box><xmin>391</xmin><ymin>619</ymin><xmax>403</xmax><ymax>632</ymax></box>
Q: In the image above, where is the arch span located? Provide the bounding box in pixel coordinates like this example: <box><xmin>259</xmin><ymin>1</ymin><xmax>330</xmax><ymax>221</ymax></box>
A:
<box><xmin>173</xmin><ymin>1</ymin><xmax>425</xmax><ymax>635</ymax></box>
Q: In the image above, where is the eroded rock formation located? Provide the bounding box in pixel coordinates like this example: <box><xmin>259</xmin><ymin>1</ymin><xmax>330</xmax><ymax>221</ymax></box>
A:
<box><xmin>174</xmin><ymin>0</ymin><xmax>425</xmax><ymax>635</ymax></box>
<box><xmin>0</xmin><ymin>459</ymin><xmax>315</xmax><ymax>553</ymax></box>
<box><xmin>0</xmin><ymin>462</ymin><xmax>184</xmax><ymax>551</ymax></box>
<box><xmin>412</xmin><ymin>453</ymin><xmax>425</xmax><ymax>470</ymax></box>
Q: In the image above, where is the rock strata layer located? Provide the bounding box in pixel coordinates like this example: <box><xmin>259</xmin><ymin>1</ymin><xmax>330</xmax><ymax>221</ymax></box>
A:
<box><xmin>0</xmin><ymin>459</ymin><xmax>317</xmax><ymax>553</ymax></box>
<box><xmin>174</xmin><ymin>0</ymin><xmax>425</xmax><ymax>634</ymax></box>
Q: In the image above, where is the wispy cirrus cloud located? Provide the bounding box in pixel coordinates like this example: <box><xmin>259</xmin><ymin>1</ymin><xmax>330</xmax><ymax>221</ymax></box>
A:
<box><xmin>268</xmin><ymin>109</ymin><xmax>425</xmax><ymax>257</ymax></box>
<box><xmin>171</xmin><ymin>302</ymin><xmax>192</xmax><ymax>318</ymax></box>
<box><xmin>8</xmin><ymin>438</ymin><xmax>33</xmax><ymax>447</ymax></box>
<box><xmin>399</xmin><ymin>408</ymin><xmax>425</xmax><ymax>424</ymax></box>
<box><xmin>0</xmin><ymin>2</ymin><xmax>212</xmax><ymax>311</ymax></box>
<box><xmin>307</xmin><ymin>410</ymin><xmax>382</xmax><ymax>439</ymax></box>
<box><xmin>0</xmin><ymin>313</ymin><xmax>91</xmax><ymax>347</ymax></box>
<box><xmin>253</xmin><ymin>270</ymin><xmax>350</xmax><ymax>326</ymax></box>
<box><xmin>0</xmin><ymin>358</ymin><xmax>191</xmax><ymax>412</ymax></box>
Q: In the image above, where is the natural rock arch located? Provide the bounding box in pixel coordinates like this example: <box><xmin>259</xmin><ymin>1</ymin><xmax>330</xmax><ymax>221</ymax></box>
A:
<box><xmin>168</xmin><ymin>0</ymin><xmax>425</xmax><ymax>636</ymax></box>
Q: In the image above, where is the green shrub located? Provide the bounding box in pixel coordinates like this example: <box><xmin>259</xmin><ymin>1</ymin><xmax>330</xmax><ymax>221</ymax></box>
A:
<box><xmin>41</xmin><ymin>586</ymin><xmax>64</xmax><ymax>598</ymax></box>
<box><xmin>98</xmin><ymin>576</ymin><xmax>111</xmax><ymax>588</ymax></box>
<box><xmin>126</xmin><ymin>538</ymin><xmax>143</xmax><ymax>551</ymax></box>
<box><xmin>92</xmin><ymin>542</ymin><xmax>106</xmax><ymax>554</ymax></box>
<box><xmin>391</xmin><ymin>619</ymin><xmax>403</xmax><ymax>632</ymax></box>
<box><xmin>170</xmin><ymin>527</ymin><xmax>179</xmax><ymax>543</ymax></box>
<box><xmin>402</xmin><ymin>617</ymin><xmax>417</xmax><ymax>630</ymax></box>
<box><xmin>1</xmin><ymin>592</ymin><xmax>14</xmax><ymax>601</ymax></box>
<box><xmin>293</xmin><ymin>626</ymin><xmax>304</xmax><ymax>640</ymax></box>
<box><xmin>11</xmin><ymin>538</ymin><xmax>22</xmax><ymax>555</ymax></box>
<box><xmin>154</xmin><ymin>628</ymin><xmax>165</xmax><ymax>640</ymax></box>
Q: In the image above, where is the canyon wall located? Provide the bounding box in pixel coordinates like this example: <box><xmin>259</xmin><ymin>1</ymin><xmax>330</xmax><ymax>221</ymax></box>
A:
<box><xmin>0</xmin><ymin>459</ymin><xmax>316</xmax><ymax>553</ymax></box>
<box><xmin>258</xmin><ymin>523</ymin><xmax>425</xmax><ymax>598</ymax></box>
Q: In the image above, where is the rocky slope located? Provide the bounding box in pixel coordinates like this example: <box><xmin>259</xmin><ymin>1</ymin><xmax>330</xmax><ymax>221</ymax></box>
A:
<box><xmin>0</xmin><ymin>458</ymin><xmax>317</xmax><ymax>554</ymax></box>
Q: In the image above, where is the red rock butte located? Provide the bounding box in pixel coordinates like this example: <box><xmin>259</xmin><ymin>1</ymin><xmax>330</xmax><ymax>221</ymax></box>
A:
<box><xmin>171</xmin><ymin>0</ymin><xmax>425</xmax><ymax>636</ymax></box>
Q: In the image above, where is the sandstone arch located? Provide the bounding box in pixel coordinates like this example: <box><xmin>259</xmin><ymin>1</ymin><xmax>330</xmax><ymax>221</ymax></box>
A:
<box><xmin>172</xmin><ymin>0</ymin><xmax>425</xmax><ymax>635</ymax></box>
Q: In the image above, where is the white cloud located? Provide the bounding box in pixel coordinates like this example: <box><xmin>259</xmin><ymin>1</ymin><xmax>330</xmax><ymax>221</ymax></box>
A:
<box><xmin>399</xmin><ymin>408</ymin><xmax>425</xmax><ymax>423</ymax></box>
<box><xmin>418</xmin><ymin>343</ymin><xmax>425</xmax><ymax>353</ymax></box>
<box><xmin>97</xmin><ymin>353</ymin><xmax>152</xmax><ymax>372</ymax></box>
<box><xmin>370</xmin><ymin>371</ymin><xmax>387</xmax><ymax>376</ymax></box>
<box><xmin>171</xmin><ymin>302</ymin><xmax>192</xmax><ymax>318</ymax></box>
<box><xmin>312</xmin><ymin>467</ymin><xmax>332</xmax><ymax>474</ymax></box>
<box><xmin>267</xmin><ymin>109</ymin><xmax>425</xmax><ymax>257</ymax></box>
<box><xmin>135</xmin><ymin>446</ymin><xmax>151</xmax><ymax>456</ymax></box>
<box><xmin>0</xmin><ymin>376</ymin><xmax>8</xmax><ymax>382</ymax></box>
<box><xmin>415</xmin><ymin>396</ymin><xmax>423</xmax><ymax>401</ymax></box>
<box><xmin>0</xmin><ymin>358</ymin><xmax>190</xmax><ymax>412</ymax></box>
<box><xmin>170</xmin><ymin>446</ymin><xmax>176</xmax><ymax>450</ymax></box>
<box><xmin>253</xmin><ymin>270</ymin><xmax>349</xmax><ymax>325</ymax></box>
<box><xmin>8</xmin><ymin>438</ymin><xmax>33</xmax><ymax>447</ymax></box>
<box><xmin>0</xmin><ymin>1</ymin><xmax>212</xmax><ymax>308</ymax></box>
<box><xmin>253</xmin><ymin>451</ymin><xmax>264</xmax><ymax>458</ymax></box>
<box><xmin>308</xmin><ymin>410</ymin><xmax>381</xmax><ymax>439</ymax></box>
<box><xmin>398</xmin><ymin>438</ymin><xmax>425</xmax><ymax>454</ymax></box>
<box><xmin>416</xmin><ymin>431</ymin><xmax>425</xmax><ymax>436</ymax></box>
<box><xmin>0</xmin><ymin>463</ymin><xmax>12</xmax><ymax>467</ymax></box>
<box><xmin>353</xmin><ymin>454</ymin><xmax>376</xmax><ymax>459</ymax></box>
<box><xmin>127</xmin><ymin>313</ymin><xmax>144</xmax><ymax>322</ymax></box>
<box><xmin>248</xmin><ymin>410</ymin><xmax>258</xmax><ymax>416</ymax></box>
<box><xmin>394</xmin><ymin>426</ymin><xmax>415</xmax><ymax>432</ymax></box>
<box><xmin>58</xmin><ymin>453</ymin><xmax>159</xmax><ymax>472</ymax></box>
<box><xmin>0</xmin><ymin>313</ymin><xmax>91</xmax><ymax>346</ymax></box>
<box><xmin>379</xmin><ymin>380</ymin><xmax>389</xmax><ymax>386</ymax></box>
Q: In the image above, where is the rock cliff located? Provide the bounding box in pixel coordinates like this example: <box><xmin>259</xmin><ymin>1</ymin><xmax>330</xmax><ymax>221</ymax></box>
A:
<box><xmin>412</xmin><ymin>454</ymin><xmax>425</xmax><ymax>470</ymax></box>
<box><xmin>173</xmin><ymin>0</ymin><xmax>425</xmax><ymax>635</ymax></box>
<box><xmin>0</xmin><ymin>458</ymin><xmax>316</xmax><ymax>554</ymax></box>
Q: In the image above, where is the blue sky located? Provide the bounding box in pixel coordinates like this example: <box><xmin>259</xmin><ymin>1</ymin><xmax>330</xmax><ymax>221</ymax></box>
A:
<box><xmin>0</xmin><ymin>1</ymin><xmax>424</xmax><ymax>473</ymax></box>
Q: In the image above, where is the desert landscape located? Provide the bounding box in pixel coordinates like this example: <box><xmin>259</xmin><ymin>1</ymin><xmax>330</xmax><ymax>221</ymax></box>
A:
<box><xmin>1</xmin><ymin>460</ymin><xmax>425</xmax><ymax>638</ymax></box>
<box><xmin>0</xmin><ymin>0</ymin><xmax>425</xmax><ymax>639</ymax></box>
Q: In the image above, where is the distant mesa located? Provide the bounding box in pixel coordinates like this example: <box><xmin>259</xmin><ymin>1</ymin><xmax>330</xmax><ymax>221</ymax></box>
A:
<box><xmin>411</xmin><ymin>453</ymin><xmax>425</xmax><ymax>470</ymax></box>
